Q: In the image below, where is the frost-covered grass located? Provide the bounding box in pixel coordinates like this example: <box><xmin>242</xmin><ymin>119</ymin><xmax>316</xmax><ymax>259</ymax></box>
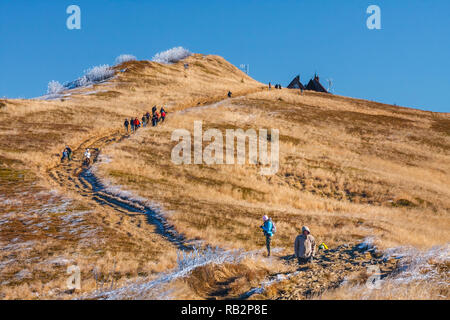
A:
<box><xmin>152</xmin><ymin>47</ymin><xmax>192</xmax><ymax>64</ymax></box>
<box><xmin>115</xmin><ymin>54</ymin><xmax>137</xmax><ymax>64</ymax></box>
<box><xmin>88</xmin><ymin>246</ymin><xmax>255</xmax><ymax>300</ymax></box>
<box><xmin>317</xmin><ymin>243</ymin><xmax>450</xmax><ymax>300</ymax></box>
<box><xmin>383</xmin><ymin>244</ymin><xmax>450</xmax><ymax>285</ymax></box>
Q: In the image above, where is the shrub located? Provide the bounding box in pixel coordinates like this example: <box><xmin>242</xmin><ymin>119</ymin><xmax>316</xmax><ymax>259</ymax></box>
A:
<box><xmin>47</xmin><ymin>80</ymin><xmax>65</xmax><ymax>94</ymax></box>
<box><xmin>115</xmin><ymin>54</ymin><xmax>137</xmax><ymax>65</ymax></box>
<box><xmin>64</xmin><ymin>64</ymin><xmax>115</xmax><ymax>89</ymax></box>
<box><xmin>82</xmin><ymin>64</ymin><xmax>115</xmax><ymax>83</ymax></box>
<box><xmin>152</xmin><ymin>47</ymin><xmax>192</xmax><ymax>64</ymax></box>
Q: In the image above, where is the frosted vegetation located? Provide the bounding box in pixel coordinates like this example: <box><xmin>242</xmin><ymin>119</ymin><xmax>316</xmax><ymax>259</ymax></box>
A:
<box><xmin>46</xmin><ymin>80</ymin><xmax>65</xmax><ymax>95</ymax></box>
<box><xmin>152</xmin><ymin>46</ymin><xmax>192</xmax><ymax>64</ymax></box>
<box><xmin>43</xmin><ymin>47</ymin><xmax>189</xmax><ymax>96</ymax></box>
<box><xmin>384</xmin><ymin>244</ymin><xmax>450</xmax><ymax>284</ymax></box>
<box><xmin>115</xmin><ymin>54</ymin><xmax>137</xmax><ymax>64</ymax></box>
<box><xmin>45</xmin><ymin>64</ymin><xmax>115</xmax><ymax>95</ymax></box>
<box><xmin>72</xmin><ymin>64</ymin><xmax>115</xmax><ymax>88</ymax></box>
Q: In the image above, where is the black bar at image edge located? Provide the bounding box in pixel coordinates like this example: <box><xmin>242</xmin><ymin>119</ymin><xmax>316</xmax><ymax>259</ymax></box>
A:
<box><xmin>0</xmin><ymin>300</ymin><xmax>445</xmax><ymax>319</ymax></box>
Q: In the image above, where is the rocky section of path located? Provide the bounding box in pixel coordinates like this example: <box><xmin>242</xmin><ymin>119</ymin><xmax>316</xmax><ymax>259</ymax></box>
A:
<box><xmin>246</xmin><ymin>243</ymin><xmax>399</xmax><ymax>300</ymax></box>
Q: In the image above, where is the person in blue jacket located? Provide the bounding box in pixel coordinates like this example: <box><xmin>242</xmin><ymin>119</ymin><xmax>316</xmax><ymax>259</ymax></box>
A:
<box><xmin>260</xmin><ymin>215</ymin><xmax>275</xmax><ymax>256</ymax></box>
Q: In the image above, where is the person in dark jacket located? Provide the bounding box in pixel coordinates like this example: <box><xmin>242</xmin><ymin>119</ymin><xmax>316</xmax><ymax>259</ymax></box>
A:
<box><xmin>152</xmin><ymin>113</ymin><xmax>158</xmax><ymax>126</ymax></box>
<box><xmin>227</xmin><ymin>91</ymin><xmax>232</xmax><ymax>98</ymax></box>
<box><xmin>130</xmin><ymin>117</ymin><xmax>135</xmax><ymax>132</ymax></box>
<box><xmin>124</xmin><ymin>118</ymin><xmax>129</xmax><ymax>133</ymax></box>
<box><xmin>61</xmin><ymin>149</ymin><xmax>68</xmax><ymax>163</ymax></box>
<box><xmin>65</xmin><ymin>146</ymin><xmax>73</xmax><ymax>161</ymax></box>
<box><xmin>160</xmin><ymin>107</ymin><xmax>166</xmax><ymax>122</ymax></box>
<box><xmin>142</xmin><ymin>115</ymin><xmax>146</xmax><ymax>127</ymax></box>
<box><xmin>152</xmin><ymin>105</ymin><xmax>157</xmax><ymax>115</ymax></box>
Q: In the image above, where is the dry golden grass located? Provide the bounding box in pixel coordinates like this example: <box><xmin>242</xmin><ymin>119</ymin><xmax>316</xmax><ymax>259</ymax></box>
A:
<box><xmin>97</xmin><ymin>88</ymin><xmax>450</xmax><ymax>253</ymax></box>
<box><xmin>0</xmin><ymin>54</ymin><xmax>262</xmax><ymax>299</ymax></box>
<box><xmin>0</xmin><ymin>53</ymin><xmax>449</xmax><ymax>299</ymax></box>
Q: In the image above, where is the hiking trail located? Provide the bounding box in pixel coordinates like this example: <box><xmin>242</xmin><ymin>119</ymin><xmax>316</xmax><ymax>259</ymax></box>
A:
<box><xmin>45</xmin><ymin>95</ymin><xmax>400</xmax><ymax>300</ymax></box>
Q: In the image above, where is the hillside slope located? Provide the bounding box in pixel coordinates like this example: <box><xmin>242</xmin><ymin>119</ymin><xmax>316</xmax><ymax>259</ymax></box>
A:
<box><xmin>0</xmin><ymin>54</ymin><xmax>449</xmax><ymax>300</ymax></box>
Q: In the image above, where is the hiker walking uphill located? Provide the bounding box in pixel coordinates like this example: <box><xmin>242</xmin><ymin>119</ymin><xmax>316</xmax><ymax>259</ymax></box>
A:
<box><xmin>124</xmin><ymin>118</ymin><xmax>129</xmax><ymax>133</ymax></box>
<box><xmin>66</xmin><ymin>146</ymin><xmax>73</xmax><ymax>161</ymax></box>
<box><xmin>134</xmin><ymin>118</ymin><xmax>140</xmax><ymax>130</ymax></box>
<box><xmin>83</xmin><ymin>148</ymin><xmax>91</xmax><ymax>167</ymax></box>
<box><xmin>260</xmin><ymin>215</ymin><xmax>276</xmax><ymax>257</ymax></box>
<box><xmin>61</xmin><ymin>146</ymin><xmax>72</xmax><ymax>163</ymax></box>
<box><xmin>130</xmin><ymin>116</ymin><xmax>135</xmax><ymax>133</ymax></box>
<box><xmin>160</xmin><ymin>107</ymin><xmax>166</xmax><ymax>122</ymax></box>
<box><xmin>152</xmin><ymin>112</ymin><xmax>158</xmax><ymax>127</ymax></box>
<box><xmin>294</xmin><ymin>226</ymin><xmax>316</xmax><ymax>264</ymax></box>
<box><xmin>61</xmin><ymin>149</ymin><xmax>68</xmax><ymax>163</ymax></box>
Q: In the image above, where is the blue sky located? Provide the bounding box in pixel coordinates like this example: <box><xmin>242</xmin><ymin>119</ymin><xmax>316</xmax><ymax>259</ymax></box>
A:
<box><xmin>1</xmin><ymin>0</ymin><xmax>449</xmax><ymax>112</ymax></box>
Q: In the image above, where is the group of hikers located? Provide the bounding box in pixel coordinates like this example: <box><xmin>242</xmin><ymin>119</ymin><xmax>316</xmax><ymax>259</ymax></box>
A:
<box><xmin>60</xmin><ymin>94</ymin><xmax>320</xmax><ymax>266</ymax></box>
<box><xmin>268</xmin><ymin>82</ymin><xmax>282</xmax><ymax>90</ymax></box>
<box><xmin>61</xmin><ymin>146</ymin><xmax>91</xmax><ymax>166</ymax></box>
<box><xmin>61</xmin><ymin>106</ymin><xmax>168</xmax><ymax>165</ymax></box>
<box><xmin>124</xmin><ymin>106</ymin><xmax>166</xmax><ymax>134</ymax></box>
<box><xmin>261</xmin><ymin>215</ymin><xmax>318</xmax><ymax>265</ymax></box>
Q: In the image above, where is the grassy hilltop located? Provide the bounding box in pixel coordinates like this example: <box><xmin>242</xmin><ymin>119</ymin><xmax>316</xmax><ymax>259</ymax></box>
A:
<box><xmin>0</xmin><ymin>53</ymin><xmax>448</xmax><ymax>299</ymax></box>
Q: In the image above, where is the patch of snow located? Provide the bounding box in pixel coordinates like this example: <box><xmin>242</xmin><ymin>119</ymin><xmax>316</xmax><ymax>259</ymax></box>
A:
<box><xmin>15</xmin><ymin>269</ymin><xmax>32</xmax><ymax>280</ymax></box>
<box><xmin>43</xmin><ymin>257</ymin><xmax>73</xmax><ymax>267</ymax></box>
<box><xmin>357</xmin><ymin>236</ymin><xmax>377</xmax><ymax>252</ymax></box>
<box><xmin>0</xmin><ymin>198</ymin><xmax>22</xmax><ymax>206</ymax></box>
<box><xmin>97</xmin><ymin>154</ymin><xmax>112</xmax><ymax>164</ymax></box>
<box><xmin>2</xmin><ymin>240</ymin><xmax>36</xmax><ymax>252</ymax></box>
<box><xmin>383</xmin><ymin>244</ymin><xmax>450</xmax><ymax>284</ymax></box>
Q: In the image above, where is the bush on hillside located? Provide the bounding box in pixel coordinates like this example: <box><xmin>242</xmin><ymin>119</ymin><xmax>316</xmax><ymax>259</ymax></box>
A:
<box><xmin>47</xmin><ymin>80</ymin><xmax>65</xmax><ymax>94</ymax></box>
<box><xmin>115</xmin><ymin>54</ymin><xmax>137</xmax><ymax>65</ymax></box>
<box><xmin>64</xmin><ymin>64</ymin><xmax>115</xmax><ymax>89</ymax></box>
<box><xmin>152</xmin><ymin>47</ymin><xmax>192</xmax><ymax>64</ymax></box>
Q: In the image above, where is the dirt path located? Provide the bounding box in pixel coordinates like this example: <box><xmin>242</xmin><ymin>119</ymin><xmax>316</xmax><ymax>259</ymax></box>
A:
<box><xmin>45</xmin><ymin>94</ymin><xmax>253</xmax><ymax>252</ymax></box>
<box><xmin>47</xmin><ymin>130</ymin><xmax>194</xmax><ymax>250</ymax></box>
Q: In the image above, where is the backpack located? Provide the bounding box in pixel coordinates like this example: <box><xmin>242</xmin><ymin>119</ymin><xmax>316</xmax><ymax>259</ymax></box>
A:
<box><xmin>271</xmin><ymin>220</ymin><xmax>277</xmax><ymax>234</ymax></box>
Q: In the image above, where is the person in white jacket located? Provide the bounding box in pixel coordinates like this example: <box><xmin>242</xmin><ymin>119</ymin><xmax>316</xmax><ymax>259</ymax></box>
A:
<box><xmin>83</xmin><ymin>149</ymin><xmax>91</xmax><ymax>166</ymax></box>
<box><xmin>294</xmin><ymin>226</ymin><xmax>316</xmax><ymax>264</ymax></box>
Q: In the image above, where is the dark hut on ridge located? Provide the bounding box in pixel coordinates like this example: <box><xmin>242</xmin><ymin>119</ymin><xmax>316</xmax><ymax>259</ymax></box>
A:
<box><xmin>287</xmin><ymin>75</ymin><xmax>305</xmax><ymax>90</ymax></box>
<box><xmin>305</xmin><ymin>74</ymin><xmax>328</xmax><ymax>93</ymax></box>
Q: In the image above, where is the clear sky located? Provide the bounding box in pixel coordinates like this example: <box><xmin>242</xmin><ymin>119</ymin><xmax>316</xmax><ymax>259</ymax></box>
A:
<box><xmin>1</xmin><ymin>0</ymin><xmax>449</xmax><ymax>112</ymax></box>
